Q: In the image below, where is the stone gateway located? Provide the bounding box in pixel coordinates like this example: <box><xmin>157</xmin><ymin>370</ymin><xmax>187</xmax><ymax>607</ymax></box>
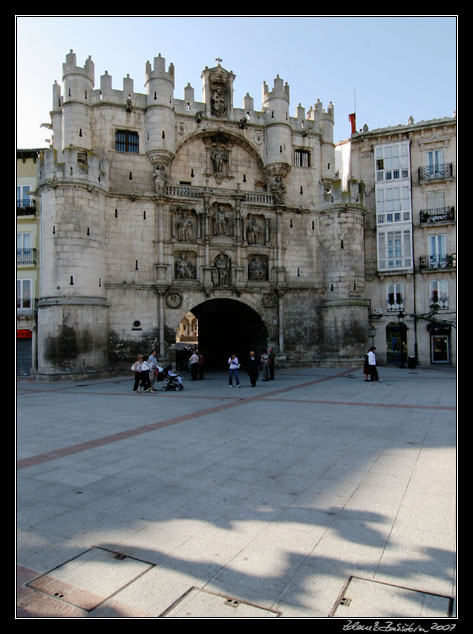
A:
<box><xmin>36</xmin><ymin>51</ymin><xmax>369</xmax><ymax>379</ymax></box>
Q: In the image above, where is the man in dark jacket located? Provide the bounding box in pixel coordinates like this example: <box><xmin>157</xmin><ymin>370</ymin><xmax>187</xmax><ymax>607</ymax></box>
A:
<box><xmin>247</xmin><ymin>350</ymin><xmax>262</xmax><ymax>387</ymax></box>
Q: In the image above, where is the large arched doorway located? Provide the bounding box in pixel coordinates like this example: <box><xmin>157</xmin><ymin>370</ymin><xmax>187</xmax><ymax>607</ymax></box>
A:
<box><xmin>177</xmin><ymin>298</ymin><xmax>268</xmax><ymax>370</ymax></box>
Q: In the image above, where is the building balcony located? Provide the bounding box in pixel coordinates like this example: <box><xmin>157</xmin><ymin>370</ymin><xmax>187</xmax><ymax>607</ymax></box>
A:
<box><xmin>17</xmin><ymin>248</ymin><xmax>37</xmax><ymax>265</ymax></box>
<box><xmin>419</xmin><ymin>253</ymin><xmax>456</xmax><ymax>271</ymax></box>
<box><xmin>418</xmin><ymin>163</ymin><xmax>453</xmax><ymax>182</ymax></box>
<box><xmin>420</xmin><ymin>206</ymin><xmax>455</xmax><ymax>225</ymax></box>
<box><xmin>17</xmin><ymin>199</ymin><xmax>37</xmax><ymax>216</ymax></box>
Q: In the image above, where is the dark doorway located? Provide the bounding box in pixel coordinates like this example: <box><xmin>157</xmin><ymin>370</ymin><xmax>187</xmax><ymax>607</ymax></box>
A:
<box><xmin>184</xmin><ymin>298</ymin><xmax>268</xmax><ymax>369</ymax></box>
<box><xmin>386</xmin><ymin>322</ymin><xmax>407</xmax><ymax>365</ymax></box>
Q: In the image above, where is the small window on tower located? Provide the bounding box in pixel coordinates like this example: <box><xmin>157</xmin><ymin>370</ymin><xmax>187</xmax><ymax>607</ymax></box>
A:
<box><xmin>294</xmin><ymin>149</ymin><xmax>310</xmax><ymax>167</ymax></box>
<box><xmin>115</xmin><ymin>130</ymin><xmax>139</xmax><ymax>153</ymax></box>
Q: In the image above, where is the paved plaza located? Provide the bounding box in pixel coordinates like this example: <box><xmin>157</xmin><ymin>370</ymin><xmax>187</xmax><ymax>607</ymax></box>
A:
<box><xmin>16</xmin><ymin>365</ymin><xmax>457</xmax><ymax>619</ymax></box>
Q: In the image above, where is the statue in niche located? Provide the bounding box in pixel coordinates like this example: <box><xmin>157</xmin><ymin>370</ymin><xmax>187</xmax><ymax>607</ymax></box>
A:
<box><xmin>271</xmin><ymin>175</ymin><xmax>286</xmax><ymax>204</ymax></box>
<box><xmin>211</xmin><ymin>146</ymin><xmax>228</xmax><ymax>175</ymax></box>
<box><xmin>153</xmin><ymin>165</ymin><xmax>167</xmax><ymax>194</ymax></box>
<box><xmin>211</xmin><ymin>87</ymin><xmax>226</xmax><ymax>117</ymax></box>
<box><xmin>213</xmin><ymin>204</ymin><xmax>231</xmax><ymax>236</ymax></box>
<box><xmin>249</xmin><ymin>256</ymin><xmax>268</xmax><ymax>281</ymax></box>
<box><xmin>213</xmin><ymin>253</ymin><xmax>230</xmax><ymax>286</ymax></box>
<box><xmin>176</xmin><ymin>209</ymin><xmax>194</xmax><ymax>242</ymax></box>
<box><xmin>175</xmin><ymin>252</ymin><xmax>195</xmax><ymax>280</ymax></box>
<box><xmin>246</xmin><ymin>214</ymin><xmax>260</xmax><ymax>245</ymax></box>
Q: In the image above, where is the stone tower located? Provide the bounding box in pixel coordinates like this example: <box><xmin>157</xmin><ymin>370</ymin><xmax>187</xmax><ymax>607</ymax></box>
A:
<box><xmin>35</xmin><ymin>50</ymin><xmax>370</xmax><ymax>379</ymax></box>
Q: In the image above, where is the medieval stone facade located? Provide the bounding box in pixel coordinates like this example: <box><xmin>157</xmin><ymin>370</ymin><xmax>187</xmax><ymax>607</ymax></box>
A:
<box><xmin>36</xmin><ymin>50</ymin><xmax>370</xmax><ymax>379</ymax></box>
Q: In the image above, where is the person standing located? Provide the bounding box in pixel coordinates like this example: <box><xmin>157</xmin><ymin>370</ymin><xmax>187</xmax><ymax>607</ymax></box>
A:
<box><xmin>363</xmin><ymin>350</ymin><xmax>370</xmax><ymax>382</ymax></box>
<box><xmin>198</xmin><ymin>351</ymin><xmax>205</xmax><ymax>380</ymax></box>
<box><xmin>367</xmin><ymin>346</ymin><xmax>381</xmax><ymax>382</ymax></box>
<box><xmin>189</xmin><ymin>349</ymin><xmax>199</xmax><ymax>381</ymax></box>
<box><xmin>228</xmin><ymin>354</ymin><xmax>240</xmax><ymax>388</ymax></box>
<box><xmin>268</xmin><ymin>347</ymin><xmax>275</xmax><ymax>380</ymax></box>
<box><xmin>132</xmin><ymin>354</ymin><xmax>143</xmax><ymax>393</ymax></box>
<box><xmin>247</xmin><ymin>351</ymin><xmax>262</xmax><ymax>387</ymax></box>
<box><xmin>149</xmin><ymin>349</ymin><xmax>159</xmax><ymax>389</ymax></box>
<box><xmin>141</xmin><ymin>355</ymin><xmax>156</xmax><ymax>393</ymax></box>
<box><xmin>260</xmin><ymin>350</ymin><xmax>270</xmax><ymax>381</ymax></box>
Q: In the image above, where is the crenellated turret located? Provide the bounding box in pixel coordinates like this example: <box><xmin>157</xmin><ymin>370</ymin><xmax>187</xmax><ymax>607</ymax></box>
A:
<box><xmin>262</xmin><ymin>75</ymin><xmax>292</xmax><ymax>180</ymax></box>
<box><xmin>61</xmin><ymin>50</ymin><xmax>94</xmax><ymax>151</ymax></box>
<box><xmin>144</xmin><ymin>54</ymin><xmax>176</xmax><ymax>166</ymax></box>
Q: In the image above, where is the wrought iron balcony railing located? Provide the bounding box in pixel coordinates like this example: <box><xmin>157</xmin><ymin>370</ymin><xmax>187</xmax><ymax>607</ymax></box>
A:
<box><xmin>418</xmin><ymin>163</ymin><xmax>453</xmax><ymax>182</ymax></box>
<box><xmin>17</xmin><ymin>248</ymin><xmax>37</xmax><ymax>265</ymax></box>
<box><xmin>420</xmin><ymin>207</ymin><xmax>455</xmax><ymax>224</ymax></box>
<box><xmin>419</xmin><ymin>253</ymin><xmax>456</xmax><ymax>270</ymax></box>
<box><xmin>17</xmin><ymin>199</ymin><xmax>37</xmax><ymax>216</ymax></box>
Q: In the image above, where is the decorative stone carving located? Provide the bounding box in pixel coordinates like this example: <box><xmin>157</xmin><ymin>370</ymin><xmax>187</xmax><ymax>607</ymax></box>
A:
<box><xmin>211</xmin><ymin>87</ymin><xmax>226</xmax><ymax>117</ymax></box>
<box><xmin>212</xmin><ymin>253</ymin><xmax>231</xmax><ymax>286</ymax></box>
<box><xmin>153</xmin><ymin>165</ymin><xmax>167</xmax><ymax>194</ymax></box>
<box><xmin>246</xmin><ymin>214</ymin><xmax>262</xmax><ymax>245</ymax></box>
<box><xmin>174</xmin><ymin>251</ymin><xmax>196</xmax><ymax>280</ymax></box>
<box><xmin>175</xmin><ymin>208</ymin><xmax>195</xmax><ymax>242</ymax></box>
<box><xmin>212</xmin><ymin>204</ymin><xmax>233</xmax><ymax>237</ymax></box>
<box><xmin>249</xmin><ymin>255</ymin><xmax>268</xmax><ymax>281</ymax></box>
<box><xmin>211</xmin><ymin>146</ymin><xmax>228</xmax><ymax>175</ymax></box>
<box><xmin>271</xmin><ymin>175</ymin><xmax>286</xmax><ymax>204</ymax></box>
<box><xmin>165</xmin><ymin>291</ymin><xmax>183</xmax><ymax>309</ymax></box>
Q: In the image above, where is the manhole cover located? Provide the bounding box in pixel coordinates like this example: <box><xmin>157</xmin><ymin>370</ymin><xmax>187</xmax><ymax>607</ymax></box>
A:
<box><xmin>331</xmin><ymin>576</ymin><xmax>454</xmax><ymax>618</ymax></box>
<box><xmin>26</xmin><ymin>547</ymin><xmax>153</xmax><ymax>611</ymax></box>
<box><xmin>161</xmin><ymin>587</ymin><xmax>281</xmax><ymax>618</ymax></box>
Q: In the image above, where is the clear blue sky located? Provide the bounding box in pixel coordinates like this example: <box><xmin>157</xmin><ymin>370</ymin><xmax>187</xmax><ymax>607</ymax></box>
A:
<box><xmin>16</xmin><ymin>15</ymin><xmax>457</xmax><ymax>148</ymax></box>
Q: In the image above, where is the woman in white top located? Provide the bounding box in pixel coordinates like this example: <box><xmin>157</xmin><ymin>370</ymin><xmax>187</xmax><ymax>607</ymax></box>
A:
<box><xmin>140</xmin><ymin>355</ymin><xmax>156</xmax><ymax>393</ymax></box>
<box><xmin>228</xmin><ymin>353</ymin><xmax>240</xmax><ymax>387</ymax></box>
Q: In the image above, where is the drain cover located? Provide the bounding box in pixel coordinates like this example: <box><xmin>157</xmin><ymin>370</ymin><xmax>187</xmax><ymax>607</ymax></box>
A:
<box><xmin>161</xmin><ymin>587</ymin><xmax>281</xmax><ymax>618</ymax></box>
<box><xmin>331</xmin><ymin>576</ymin><xmax>454</xmax><ymax>618</ymax></box>
<box><xmin>26</xmin><ymin>547</ymin><xmax>153</xmax><ymax>611</ymax></box>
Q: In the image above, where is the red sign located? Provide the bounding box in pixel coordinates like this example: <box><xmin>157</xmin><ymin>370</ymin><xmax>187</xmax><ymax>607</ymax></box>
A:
<box><xmin>17</xmin><ymin>329</ymin><xmax>32</xmax><ymax>339</ymax></box>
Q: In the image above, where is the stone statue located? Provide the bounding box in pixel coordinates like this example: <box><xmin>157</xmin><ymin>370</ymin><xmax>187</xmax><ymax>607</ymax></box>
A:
<box><xmin>211</xmin><ymin>147</ymin><xmax>227</xmax><ymax>175</ymax></box>
<box><xmin>153</xmin><ymin>165</ymin><xmax>167</xmax><ymax>194</ymax></box>
<box><xmin>177</xmin><ymin>210</ymin><xmax>193</xmax><ymax>242</ymax></box>
<box><xmin>246</xmin><ymin>214</ymin><xmax>260</xmax><ymax>245</ymax></box>
<box><xmin>211</xmin><ymin>88</ymin><xmax>226</xmax><ymax>116</ymax></box>
<box><xmin>213</xmin><ymin>254</ymin><xmax>230</xmax><ymax>286</ymax></box>
<box><xmin>272</xmin><ymin>175</ymin><xmax>286</xmax><ymax>204</ymax></box>
<box><xmin>249</xmin><ymin>257</ymin><xmax>267</xmax><ymax>281</ymax></box>
<box><xmin>213</xmin><ymin>205</ymin><xmax>229</xmax><ymax>236</ymax></box>
<box><xmin>175</xmin><ymin>252</ymin><xmax>194</xmax><ymax>279</ymax></box>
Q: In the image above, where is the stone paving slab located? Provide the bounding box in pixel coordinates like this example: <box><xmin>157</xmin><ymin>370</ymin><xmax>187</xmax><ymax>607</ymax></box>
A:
<box><xmin>16</xmin><ymin>366</ymin><xmax>457</xmax><ymax>620</ymax></box>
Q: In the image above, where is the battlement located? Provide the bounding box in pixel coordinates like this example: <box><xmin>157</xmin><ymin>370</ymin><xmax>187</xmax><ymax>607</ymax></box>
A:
<box><xmin>62</xmin><ymin>50</ymin><xmax>94</xmax><ymax>84</ymax></box>
<box><xmin>38</xmin><ymin>147</ymin><xmax>108</xmax><ymax>190</ymax></box>
<box><xmin>145</xmin><ymin>54</ymin><xmax>175</xmax><ymax>85</ymax></box>
<box><xmin>262</xmin><ymin>75</ymin><xmax>290</xmax><ymax>102</ymax></box>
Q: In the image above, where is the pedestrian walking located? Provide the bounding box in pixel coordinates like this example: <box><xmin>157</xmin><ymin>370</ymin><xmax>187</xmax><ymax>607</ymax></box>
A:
<box><xmin>189</xmin><ymin>349</ymin><xmax>199</xmax><ymax>381</ymax></box>
<box><xmin>247</xmin><ymin>350</ymin><xmax>262</xmax><ymax>387</ymax></box>
<box><xmin>261</xmin><ymin>350</ymin><xmax>270</xmax><ymax>381</ymax></box>
<box><xmin>268</xmin><ymin>347</ymin><xmax>275</xmax><ymax>380</ymax></box>
<box><xmin>228</xmin><ymin>353</ymin><xmax>240</xmax><ymax>387</ymax></box>
<box><xmin>198</xmin><ymin>351</ymin><xmax>205</xmax><ymax>380</ymax></box>
<box><xmin>367</xmin><ymin>346</ymin><xmax>381</xmax><ymax>382</ymax></box>
<box><xmin>132</xmin><ymin>354</ymin><xmax>143</xmax><ymax>393</ymax></box>
<box><xmin>140</xmin><ymin>355</ymin><xmax>156</xmax><ymax>393</ymax></box>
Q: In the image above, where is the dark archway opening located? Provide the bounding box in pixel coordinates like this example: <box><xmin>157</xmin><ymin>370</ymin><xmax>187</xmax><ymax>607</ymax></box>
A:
<box><xmin>178</xmin><ymin>298</ymin><xmax>268</xmax><ymax>370</ymax></box>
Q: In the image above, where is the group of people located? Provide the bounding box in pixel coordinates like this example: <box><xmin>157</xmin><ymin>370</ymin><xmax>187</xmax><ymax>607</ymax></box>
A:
<box><xmin>131</xmin><ymin>350</ymin><xmax>162</xmax><ymax>393</ymax></box>
<box><xmin>228</xmin><ymin>348</ymin><xmax>275</xmax><ymax>388</ymax></box>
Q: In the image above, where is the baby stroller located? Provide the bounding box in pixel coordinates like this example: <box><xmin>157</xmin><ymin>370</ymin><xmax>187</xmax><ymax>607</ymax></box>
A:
<box><xmin>160</xmin><ymin>365</ymin><xmax>184</xmax><ymax>391</ymax></box>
